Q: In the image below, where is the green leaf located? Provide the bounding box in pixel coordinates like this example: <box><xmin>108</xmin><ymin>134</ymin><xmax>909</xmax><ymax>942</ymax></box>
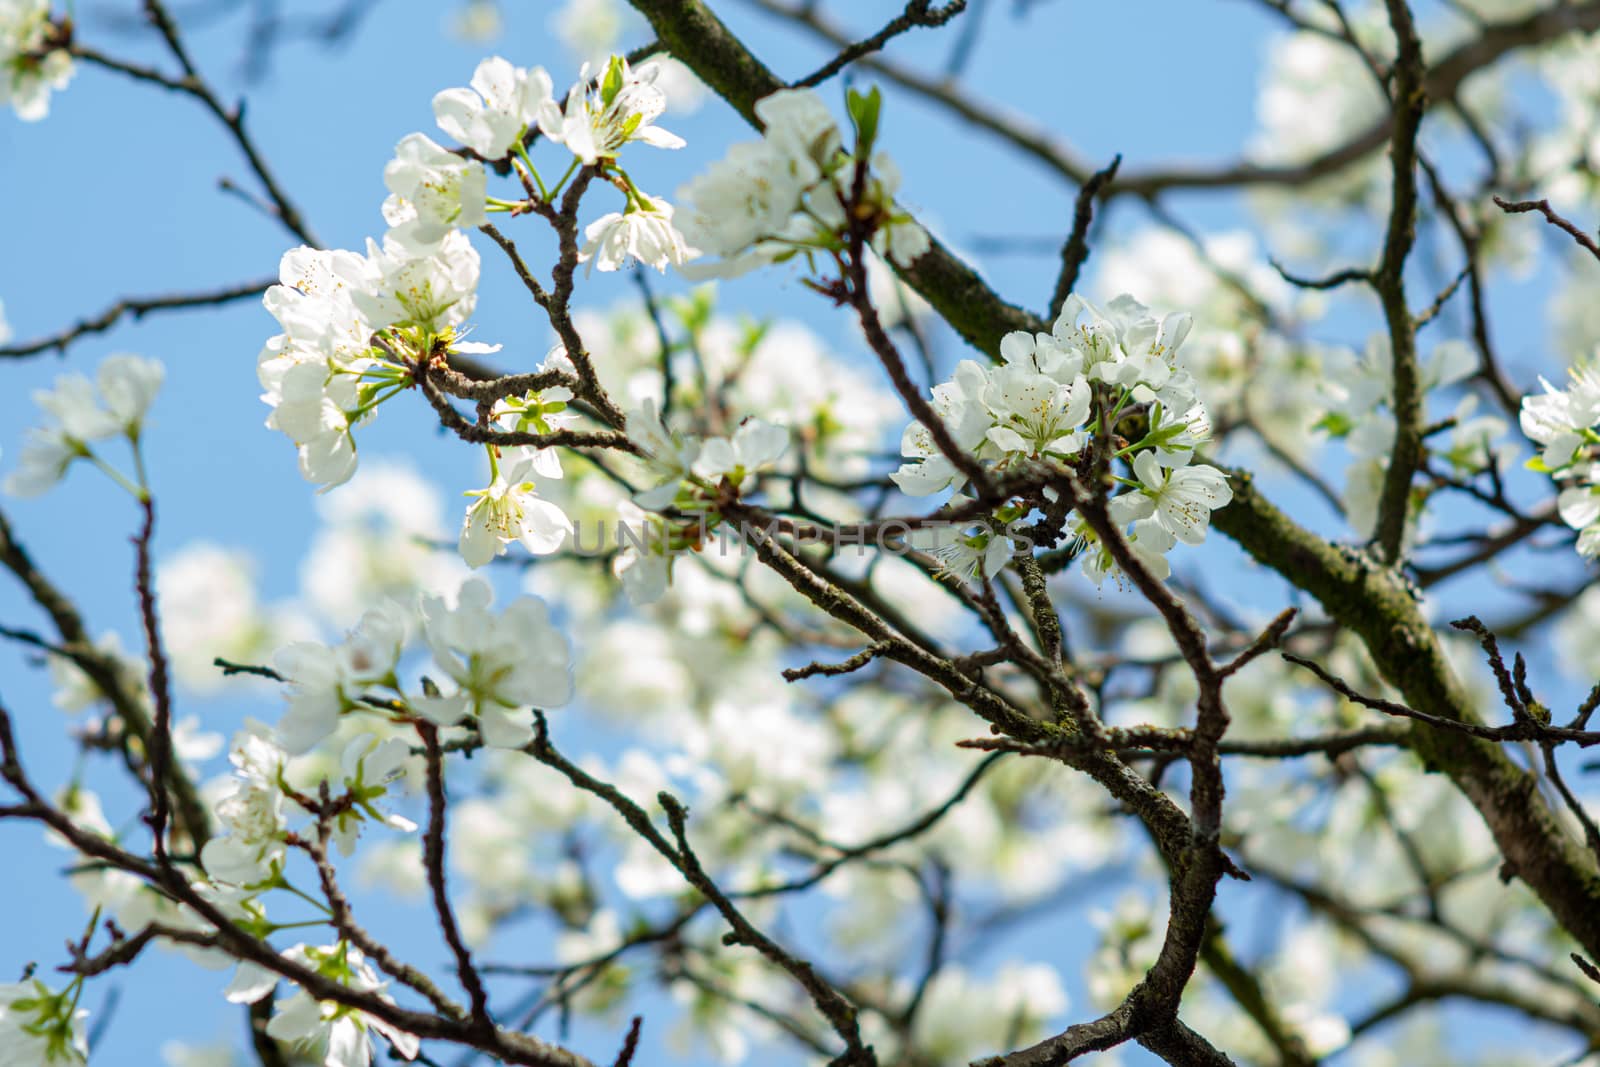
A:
<box><xmin>739</xmin><ymin>318</ymin><xmax>772</xmax><ymax>356</ymax></box>
<box><xmin>601</xmin><ymin>55</ymin><xmax>625</xmax><ymax>107</ymax></box>
<box><xmin>1313</xmin><ymin>411</ymin><xmax>1353</xmax><ymax>438</ymax></box>
<box><xmin>846</xmin><ymin>85</ymin><xmax>882</xmax><ymax>158</ymax></box>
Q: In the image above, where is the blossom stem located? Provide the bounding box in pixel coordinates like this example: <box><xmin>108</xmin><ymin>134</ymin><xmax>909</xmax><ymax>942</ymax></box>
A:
<box><xmin>346</xmin><ymin>383</ymin><xmax>407</xmax><ymax>422</ymax></box>
<box><xmin>279</xmin><ymin>879</ymin><xmax>335</xmax><ymax>916</ymax></box>
<box><xmin>85</xmin><ymin>452</ymin><xmax>147</xmax><ymax>502</ymax></box>
<box><xmin>614</xmin><ymin>168</ymin><xmax>651</xmax><ymax>211</ymax></box>
<box><xmin>130</xmin><ymin>437</ymin><xmax>151</xmax><ymax>495</ymax></box>
<box><xmin>513</xmin><ymin>141</ymin><xmax>548</xmax><ymax>200</ymax></box>
<box><xmin>547</xmin><ymin>156</ymin><xmax>581</xmax><ymax>198</ymax></box>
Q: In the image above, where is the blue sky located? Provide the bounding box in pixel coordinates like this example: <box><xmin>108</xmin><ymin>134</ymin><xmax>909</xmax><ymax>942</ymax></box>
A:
<box><xmin>0</xmin><ymin>1</ymin><xmax>1592</xmax><ymax>1065</ymax></box>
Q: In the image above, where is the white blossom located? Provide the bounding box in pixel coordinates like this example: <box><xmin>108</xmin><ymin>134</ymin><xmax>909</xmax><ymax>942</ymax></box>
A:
<box><xmin>675</xmin><ymin>87</ymin><xmax>926</xmax><ymax>273</ymax></box>
<box><xmin>329</xmin><ymin>734</ymin><xmax>418</xmax><ymax>853</ymax></box>
<box><xmin>907</xmin><ymin>504</ymin><xmax>1014</xmax><ymax>582</ymax></box>
<box><xmin>1521</xmin><ymin>365</ymin><xmax>1600</xmax><ymax>472</ymax></box>
<box><xmin>273</xmin><ymin>602</ymin><xmax>409</xmax><ymax>754</ymax></box>
<box><xmin>982</xmin><ymin>363</ymin><xmax>1092</xmax><ymax>458</ymax></box>
<box><xmin>611</xmin><ymin>501</ymin><xmax>673</xmax><ymax>606</ymax></box>
<box><xmin>1111</xmin><ymin>451</ymin><xmax>1233</xmax><ymax>546</ymax></box>
<box><xmin>1558</xmin><ymin>468</ymin><xmax>1600</xmax><ymax>559</ymax></box>
<box><xmin>1078</xmin><ymin>517</ymin><xmax>1178</xmax><ymax>587</ymax></box>
<box><xmin>674</xmin><ymin>140</ymin><xmax>805</xmax><ymax>268</ymax></box>
<box><xmin>353</xmin><ymin>230</ymin><xmax>480</xmax><ymax>337</ymax></box>
<box><xmin>265</xmin><ymin>360</ymin><xmax>362</xmax><ymax>490</ymax></box>
<box><xmin>0</xmin><ymin>0</ymin><xmax>72</xmax><ymax>121</ymax></box>
<box><xmin>432</xmin><ymin>56</ymin><xmax>560</xmax><ymax>160</ymax></box>
<box><xmin>231</xmin><ymin>942</ymin><xmax>420</xmax><ymax>1067</ymax></box>
<box><xmin>692</xmin><ymin>418</ymin><xmax>789</xmax><ymax>483</ymax></box>
<box><xmin>550</xmin><ymin>55</ymin><xmax>683</xmax><ymax>164</ymax></box>
<box><xmin>5</xmin><ymin>354</ymin><xmax>164</xmax><ymax>497</ymax></box>
<box><xmin>201</xmin><ymin>776</ymin><xmax>288</xmax><ymax>888</ymax></box>
<box><xmin>415</xmin><ymin>578</ymin><xmax>573</xmax><ymax>748</ymax></box>
<box><xmin>256</xmin><ymin>247</ymin><xmax>384</xmax><ymax>489</ymax></box>
<box><xmin>200</xmin><ymin>723</ymin><xmax>293</xmax><ymax>888</ymax></box>
<box><xmin>755</xmin><ymin>87</ymin><xmax>841</xmax><ymax>183</ymax></box>
<box><xmin>889</xmin><ymin>360</ymin><xmax>991</xmax><ymax>497</ymax></box>
<box><xmin>382</xmin><ymin>133</ymin><xmax>487</xmax><ymax>246</ymax></box>
<box><xmin>459</xmin><ymin>449</ymin><xmax>573</xmax><ymax>567</ymax></box>
<box><xmin>628</xmin><ymin>398</ymin><xmax>701</xmax><ymax>510</ymax></box>
<box><xmin>96</xmin><ymin>354</ymin><xmax>165</xmax><ymax>438</ymax></box>
<box><xmin>579</xmin><ymin>196</ymin><xmax>695</xmax><ymax>274</ymax></box>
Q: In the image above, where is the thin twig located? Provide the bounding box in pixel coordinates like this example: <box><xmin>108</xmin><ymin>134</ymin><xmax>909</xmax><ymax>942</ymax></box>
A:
<box><xmin>1050</xmin><ymin>154</ymin><xmax>1121</xmax><ymax>317</ymax></box>
<box><xmin>792</xmin><ymin>0</ymin><xmax>968</xmax><ymax>88</ymax></box>
<box><xmin>0</xmin><ymin>278</ymin><xmax>274</xmax><ymax>359</ymax></box>
<box><xmin>1494</xmin><ymin>196</ymin><xmax>1600</xmax><ymax>262</ymax></box>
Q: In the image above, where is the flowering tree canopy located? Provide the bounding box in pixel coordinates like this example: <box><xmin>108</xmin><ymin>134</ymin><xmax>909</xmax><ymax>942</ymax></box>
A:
<box><xmin>7</xmin><ymin>0</ymin><xmax>1600</xmax><ymax>1065</ymax></box>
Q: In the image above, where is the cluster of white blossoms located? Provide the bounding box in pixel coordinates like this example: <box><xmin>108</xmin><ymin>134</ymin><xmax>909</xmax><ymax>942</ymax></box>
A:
<box><xmin>1093</xmin><ymin>225</ymin><xmax>1333</xmax><ymax>458</ymax></box>
<box><xmin>257</xmin><ymin>51</ymin><xmax>698</xmax><ymax>576</ymax></box>
<box><xmin>420</xmin><ymin>51</ymin><xmax>694</xmax><ymax>275</ymax></box>
<box><xmin>676</xmin><ymin>86</ymin><xmax>928</xmax><ymax>276</ymax></box>
<box><xmin>273</xmin><ymin>577</ymin><xmax>571</xmax><ymax>754</ymax></box>
<box><xmin>16</xmin><ymin>8</ymin><xmax>1600</xmax><ymax>1067</ymax></box>
<box><xmin>555</xmin><ymin>58</ymin><xmax>699</xmax><ymax>275</ymax></box>
<box><xmin>226</xmin><ymin>941</ymin><xmax>419</xmax><ymax>1067</ymax></box>
<box><xmin>498</xmin><ymin>292</ymin><xmax>904</xmax><ymax>609</ymax></box>
<box><xmin>362</xmin><ymin>564</ymin><xmax>1086</xmax><ymax>1057</ymax></box>
<box><xmin>0</xmin><ymin>0</ymin><xmax>73</xmax><ymax>121</ymax></box>
<box><xmin>891</xmin><ymin>293</ymin><xmax>1230</xmax><ymax>584</ymax></box>
<box><xmin>4</xmin><ymin>353</ymin><xmax>164</xmax><ymax>498</ymax></box>
<box><xmin>201</xmin><ymin>719</ymin><xmax>414</xmax><ymax>892</ymax></box>
<box><xmin>1315</xmin><ymin>337</ymin><xmax>1505</xmax><ymax>538</ymax></box>
<box><xmin>613</xmin><ymin>401</ymin><xmax>790</xmax><ymax>604</ymax></box>
<box><xmin>385</xmin><ymin>553</ymin><xmax>1099</xmax><ymax>1063</ymax></box>
<box><xmin>569</xmin><ymin>290</ymin><xmax>902</xmax><ymax>480</ymax></box>
<box><xmin>1521</xmin><ymin>362</ymin><xmax>1600</xmax><ymax>558</ymax></box>
<box><xmin>37</xmin><ymin>716</ymin><xmax>421</xmax><ymax>1065</ymax></box>
<box><xmin>256</xmin><ymin>236</ymin><xmax>483</xmax><ymax>491</ymax></box>
<box><xmin>248</xmin><ymin>56</ymin><xmax>936</xmax><ymax>610</ymax></box>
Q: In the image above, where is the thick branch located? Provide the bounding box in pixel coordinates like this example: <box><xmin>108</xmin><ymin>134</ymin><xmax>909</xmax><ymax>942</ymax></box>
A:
<box><xmin>1213</xmin><ymin>470</ymin><xmax>1600</xmax><ymax>958</ymax></box>
<box><xmin>1371</xmin><ymin>0</ymin><xmax>1427</xmax><ymax>563</ymax></box>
